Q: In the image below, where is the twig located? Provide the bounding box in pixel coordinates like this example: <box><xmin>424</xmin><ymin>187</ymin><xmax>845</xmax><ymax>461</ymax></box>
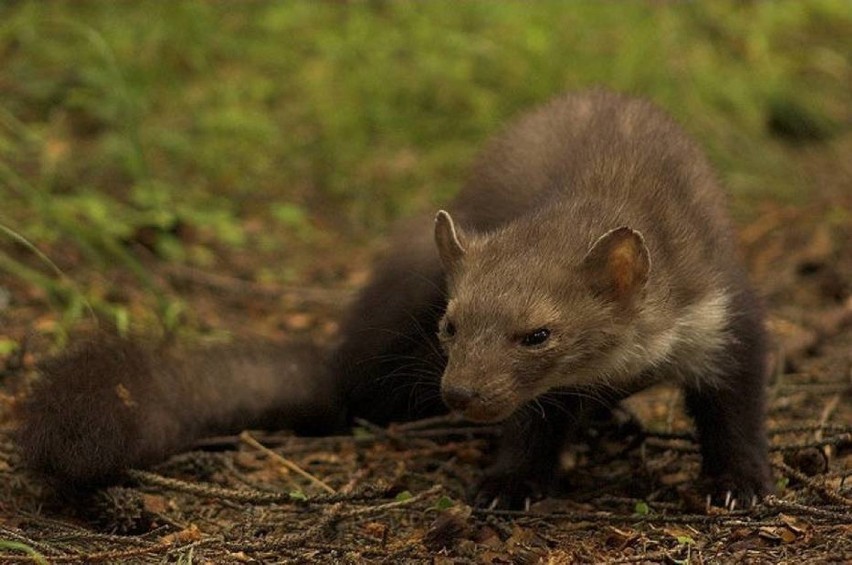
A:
<box><xmin>816</xmin><ymin>394</ymin><xmax>841</xmax><ymax>442</ymax></box>
<box><xmin>400</xmin><ymin>426</ymin><xmax>501</xmax><ymax>439</ymax></box>
<box><xmin>0</xmin><ymin>540</ymin><xmax>180</xmax><ymax>564</ymax></box>
<box><xmin>193</xmin><ymin>431</ymin><xmax>376</xmax><ymax>451</ymax></box>
<box><xmin>770</xmin><ymin>435</ymin><xmax>852</xmax><ymax>452</ymax></box>
<box><xmin>642</xmin><ymin>435</ymin><xmax>851</xmax><ymax>453</ymax></box>
<box><xmin>642</xmin><ymin>430</ymin><xmax>692</xmax><ymax>440</ymax></box>
<box><xmin>297</xmin><ymin>541</ymin><xmax>426</xmax><ymax>560</ymax></box>
<box><xmin>764</xmin><ymin>495</ymin><xmax>852</xmax><ymax>522</ymax></box>
<box><xmin>220</xmin><ymin>456</ymin><xmax>289</xmax><ymax>494</ymax></box>
<box><xmin>609</xmin><ymin>550</ymin><xmax>679</xmax><ymax>564</ymax></box>
<box><xmin>223</xmin><ymin>485</ymin><xmax>442</xmax><ymax>553</ymax></box>
<box><xmin>399</xmin><ymin>441</ymin><xmax>488</xmax><ymax>459</ymax></box>
<box><xmin>643</xmin><ymin>438</ymin><xmax>699</xmax><ymax>453</ymax></box>
<box><xmin>338</xmin><ymin>468</ymin><xmax>368</xmax><ymax>495</ymax></box>
<box><xmin>128</xmin><ymin>470</ymin><xmax>389</xmax><ymax>505</ymax></box>
<box><xmin>772</xmin><ymin>461</ymin><xmax>852</xmax><ymax>507</ymax></box>
<box><xmin>224</xmin><ymin>504</ymin><xmax>343</xmax><ymax>551</ymax></box>
<box><xmin>339</xmin><ymin>484</ymin><xmax>443</xmax><ymax>519</ymax></box>
<box><xmin>129</xmin><ymin>470</ymin><xmax>295</xmax><ymax>503</ymax></box>
<box><xmin>10</xmin><ymin>514</ymin><xmax>157</xmax><ymax>547</ymax></box>
<box><xmin>0</xmin><ymin>526</ymin><xmax>60</xmax><ymax>557</ymax></box>
<box><xmin>770</xmin><ymin>423</ymin><xmax>852</xmax><ymax>435</ymax></box>
<box><xmin>472</xmin><ymin>507</ymin><xmax>785</xmax><ymax>527</ymax></box>
<box><xmin>240</xmin><ymin>431</ymin><xmax>336</xmax><ymax>494</ymax></box>
<box><xmin>392</xmin><ymin>413</ymin><xmax>466</xmax><ymax>431</ymax></box>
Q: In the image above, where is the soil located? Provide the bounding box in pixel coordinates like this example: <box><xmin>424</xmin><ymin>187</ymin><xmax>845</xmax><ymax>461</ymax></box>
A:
<box><xmin>0</xmin><ymin>143</ymin><xmax>849</xmax><ymax>563</ymax></box>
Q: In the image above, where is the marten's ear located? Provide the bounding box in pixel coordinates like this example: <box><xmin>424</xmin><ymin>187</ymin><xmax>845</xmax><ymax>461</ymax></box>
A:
<box><xmin>581</xmin><ymin>227</ymin><xmax>650</xmax><ymax>305</ymax></box>
<box><xmin>435</xmin><ymin>210</ymin><xmax>466</xmax><ymax>275</ymax></box>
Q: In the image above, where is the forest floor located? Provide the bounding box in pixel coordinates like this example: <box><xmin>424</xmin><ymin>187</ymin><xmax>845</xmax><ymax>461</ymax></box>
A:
<box><xmin>0</xmin><ymin>143</ymin><xmax>850</xmax><ymax>563</ymax></box>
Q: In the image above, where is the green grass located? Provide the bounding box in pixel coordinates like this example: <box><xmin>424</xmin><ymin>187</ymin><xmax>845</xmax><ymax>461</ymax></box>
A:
<box><xmin>0</xmin><ymin>1</ymin><xmax>849</xmax><ymax>333</ymax></box>
<box><xmin>0</xmin><ymin>540</ymin><xmax>48</xmax><ymax>564</ymax></box>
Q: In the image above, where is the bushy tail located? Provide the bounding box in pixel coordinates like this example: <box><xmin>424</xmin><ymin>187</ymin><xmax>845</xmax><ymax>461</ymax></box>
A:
<box><xmin>15</xmin><ymin>335</ymin><xmax>344</xmax><ymax>486</ymax></box>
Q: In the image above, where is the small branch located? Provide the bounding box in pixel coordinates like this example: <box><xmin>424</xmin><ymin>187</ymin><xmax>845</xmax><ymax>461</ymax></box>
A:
<box><xmin>339</xmin><ymin>484</ymin><xmax>443</xmax><ymax>518</ymax></box>
<box><xmin>0</xmin><ymin>526</ymin><xmax>58</xmax><ymax>558</ymax></box>
<box><xmin>472</xmin><ymin>507</ymin><xmax>784</xmax><ymax>527</ymax></box>
<box><xmin>770</xmin><ymin>435</ymin><xmax>852</xmax><ymax>452</ymax></box>
<box><xmin>240</xmin><ymin>431</ymin><xmax>336</xmax><ymax>494</ymax></box>
<box><xmin>224</xmin><ymin>504</ymin><xmax>342</xmax><ymax>552</ymax></box>
<box><xmin>2</xmin><ymin>540</ymin><xmax>180</xmax><ymax>564</ymax></box>
<box><xmin>128</xmin><ymin>470</ymin><xmax>296</xmax><ymax>504</ymax></box>
<box><xmin>221</xmin><ymin>485</ymin><xmax>443</xmax><ymax>553</ymax></box>
<box><xmin>193</xmin><ymin>431</ymin><xmax>376</xmax><ymax>451</ymax></box>
<box><xmin>643</xmin><ymin>438</ymin><xmax>698</xmax><ymax>453</ymax></box>
<box><xmin>392</xmin><ymin>413</ymin><xmax>466</xmax><ymax>432</ymax></box>
<box><xmin>764</xmin><ymin>495</ymin><xmax>852</xmax><ymax>522</ymax></box>
<box><xmin>770</xmin><ymin>423</ymin><xmax>852</xmax><ymax>435</ymax></box>
<box><xmin>642</xmin><ymin>435</ymin><xmax>851</xmax><ymax>453</ymax></box>
<box><xmin>610</xmin><ymin>550</ymin><xmax>679</xmax><ymax>564</ymax></box>
<box><xmin>128</xmin><ymin>470</ymin><xmax>388</xmax><ymax>505</ymax></box>
<box><xmin>402</xmin><ymin>426</ymin><xmax>501</xmax><ymax>439</ymax></box>
<box><xmin>772</xmin><ymin>461</ymin><xmax>852</xmax><ymax>507</ymax></box>
<box><xmin>816</xmin><ymin>394</ymin><xmax>841</xmax><ymax>442</ymax></box>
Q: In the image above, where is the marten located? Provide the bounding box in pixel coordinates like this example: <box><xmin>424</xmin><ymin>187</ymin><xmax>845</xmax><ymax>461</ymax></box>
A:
<box><xmin>16</xmin><ymin>90</ymin><xmax>770</xmax><ymax>510</ymax></box>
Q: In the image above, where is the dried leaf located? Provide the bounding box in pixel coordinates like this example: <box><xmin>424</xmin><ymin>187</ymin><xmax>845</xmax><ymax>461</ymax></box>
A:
<box><xmin>160</xmin><ymin>524</ymin><xmax>202</xmax><ymax>545</ymax></box>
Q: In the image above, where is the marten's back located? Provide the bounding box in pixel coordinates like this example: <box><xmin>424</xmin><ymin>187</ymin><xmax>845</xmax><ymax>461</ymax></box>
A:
<box><xmin>451</xmin><ymin>90</ymin><xmax>742</xmax><ymax>305</ymax></box>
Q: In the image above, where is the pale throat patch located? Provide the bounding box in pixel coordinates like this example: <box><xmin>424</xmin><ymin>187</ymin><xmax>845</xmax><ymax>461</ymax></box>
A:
<box><xmin>581</xmin><ymin>289</ymin><xmax>733</xmax><ymax>388</ymax></box>
<box><xmin>647</xmin><ymin>289</ymin><xmax>732</xmax><ymax>384</ymax></box>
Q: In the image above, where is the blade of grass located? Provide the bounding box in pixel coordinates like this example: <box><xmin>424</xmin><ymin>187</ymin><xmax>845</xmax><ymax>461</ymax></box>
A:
<box><xmin>0</xmin><ymin>222</ymin><xmax>96</xmax><ymax>322</ymax></box>
<box><xmin>0</xmin><ymin>540</ymin><xmax>49</xmax><ymax>564</ymax></box>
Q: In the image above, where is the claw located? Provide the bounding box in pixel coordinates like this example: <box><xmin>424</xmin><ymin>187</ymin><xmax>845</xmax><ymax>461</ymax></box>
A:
<box><xmin>705</xmin><ymin>494</ymin><xmax>712</xmax><ymax>512</ymax></box>
<box><xmin>729</xmin><ymin>498</ymin><xmax>738</xmax><ymax>512</ymax></box>
<box><xmin>488</xmin><ymin>498</ymin><xmax>499</xmax><ymax>511</ymax></box>
<box><xmin>524</xmin><ymin>497</ymin><xmax>531</xmax><ymax>511</ymax></box>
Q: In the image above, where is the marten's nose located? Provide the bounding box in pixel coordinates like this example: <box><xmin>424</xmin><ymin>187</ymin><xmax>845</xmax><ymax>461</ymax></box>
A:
<box><xmin>442</xmin><ymin>385</ymin><xmax>478</xmax><ymax>411</ymax></box>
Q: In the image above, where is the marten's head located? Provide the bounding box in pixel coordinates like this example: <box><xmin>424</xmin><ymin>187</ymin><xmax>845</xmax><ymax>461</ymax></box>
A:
<box><xmin>434</xmin><ymin>210</ymin><xmax>651</xmax><ymax>423</ymax></box>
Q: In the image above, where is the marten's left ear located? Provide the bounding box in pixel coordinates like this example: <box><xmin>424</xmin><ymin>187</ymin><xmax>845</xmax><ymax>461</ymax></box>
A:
<box><xmin>434</xmin><ymin>210</ymin><xmax>466</xmax><ymax>275</ymax></box>
<box><xmin>581</xmin><ymin>227</ymin><xmax>650</xmax><ymax>305</ymax></box>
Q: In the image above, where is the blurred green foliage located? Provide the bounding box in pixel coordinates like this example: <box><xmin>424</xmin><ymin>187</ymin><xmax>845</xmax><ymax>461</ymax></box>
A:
<box><xmin>0</xmin><ymin>1</ymin><xmax>849</xmax><ymax>331</ymax></box>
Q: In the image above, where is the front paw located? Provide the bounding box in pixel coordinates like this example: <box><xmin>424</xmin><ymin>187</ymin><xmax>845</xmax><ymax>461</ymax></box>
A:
<box><xmin>704</xmin><ymin>469</ymin><xmax>771</xmax><ymax>510</ymax></box>
<box><xmin>470</xmin><ymin>467</ymin><xmax>549</xmax><ymax>510</ymax></box>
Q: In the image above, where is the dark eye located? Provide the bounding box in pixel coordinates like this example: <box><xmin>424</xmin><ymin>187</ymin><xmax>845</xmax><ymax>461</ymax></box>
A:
<box><xmin>443</xmin><ymin>320</ymin><xmax>456</xmax><ymax>337</ymax></box>
<box><xmin>520</xmin><ymin>328</ymin><xmax>550</xmax><ymax>347</ymax></box>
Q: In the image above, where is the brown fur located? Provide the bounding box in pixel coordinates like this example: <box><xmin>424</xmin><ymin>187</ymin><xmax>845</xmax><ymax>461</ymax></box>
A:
<box><xmin>342</xmin><ymin>90</ymin><xmax>769</xmax><ymax>507</ymax></box>
<box><xmin>17</xmin><ymin>336</ymin><xmax>341</xmax><ymax>485</ymax></box>
<box><xmin>16</xmin><ymin>90</ymin><xmax>769</xmax><ymax>509</ymax></box>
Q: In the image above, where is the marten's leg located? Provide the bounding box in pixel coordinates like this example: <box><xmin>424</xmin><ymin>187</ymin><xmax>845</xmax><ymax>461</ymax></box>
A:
<box><xmin>471</xmin><ymin>394</ymin><xmax>618</xmax><ymax>509</ymax></box>
<box><xmin>684</xmin><ymin>289</ymin><xmax>770</xmax><ymax>507</ymax></box>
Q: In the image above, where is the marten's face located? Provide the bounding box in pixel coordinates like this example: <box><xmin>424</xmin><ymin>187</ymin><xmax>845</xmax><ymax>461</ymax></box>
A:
<box><xmin>437</xmin><ymin>271</ymin><xmax>621</xmax><ymax>423</ymax></box>
<box><xmin>433</xmin><ymin>210</ymin><xmax>650</xmax><ymax>424</ymax></box>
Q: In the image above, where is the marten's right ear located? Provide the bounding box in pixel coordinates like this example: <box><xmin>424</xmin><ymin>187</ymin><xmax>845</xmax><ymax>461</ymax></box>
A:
<box><xmin>435</xmin><ymin>210</ymin><xmax>466</xmax><ymax>275</ymax></box>
<box><xmin>581</xmin><ymin>227</ymin><xmax>650</xmax><ymax>306</ymax></box>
